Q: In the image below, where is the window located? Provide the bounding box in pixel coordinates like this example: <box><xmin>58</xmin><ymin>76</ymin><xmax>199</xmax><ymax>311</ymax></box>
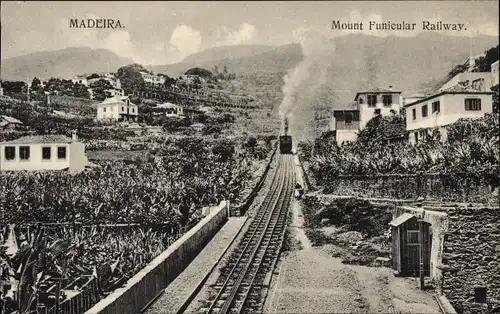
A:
<box><xmin>465</xmin><ymin>98</ymin><xmax>481</xmax><ymax>111</ymax></box>
<box><xmin>422</xmin><ymin>104</ymin><xmax>428</xmax><ymax>118</ymax></box>
<box><xmin>345</xmin><ymin>113</ymin><xmax>353</xmax><ymax>124</ymax></box>
<box><xmin>132</xmin><ymin>108</ymin><xmax>135</xmax><ymax>113</ymax></box>
<box><xmin>407</xmin><ymin>230</ymin><xmax>420</xmax><ymax>244</ymax></box>
<box><xmin>359</xmin><ymin>98</ymin><xmax>364</xmax><ymax>104</ymax></box>
<box><xmin>4</xmin><ymin>146</ymin><xmax>15</xmax><ymax>161</ymax></box>
<box><xmin>42</xmin><ymin>147</ymin><xmax>51</xmax><ymax>160</ymax></box>
<box><xmin>103</xmin><ymin>107</ymin><xmax>107</xmax><ymax>113</ymax></box>
<box><xmin>432</xmin><ymin>101</ymin><xmax>440</xmax><ymax>113</ymax></box>
<box><xmin>19</xmin><ymin>146</ymin><xmax>30</xmax><ymax>160</ymax></box>
<box><xmin>382</xmin><ymin>95</ymin><xmax>393</xmax><ymax>106</ymax></box>
<box><xmin>122</xmin><ymin>106</ymin><xmax>124</xmax><ymax>111</ymax></box>
<box><xmin>57</xmin><ymin>147</ymin><xmax>67</xmax><ymax>159</ymax></box>
<box><xmin>412</xmin><ymin>108</ymin><xmax>416</xmax><ymax>120</ymax></box>
<box><xmin>367</xmin><ymin>95</ymin><xmax>377</xmax><ymax>107</ymax></box>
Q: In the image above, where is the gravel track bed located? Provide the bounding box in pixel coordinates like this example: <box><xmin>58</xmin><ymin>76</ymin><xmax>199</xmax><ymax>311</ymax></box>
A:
<box><xmin>146</xmin><ymin>217</ymin><xmax>246</xmax><ymax>314</ymax></box>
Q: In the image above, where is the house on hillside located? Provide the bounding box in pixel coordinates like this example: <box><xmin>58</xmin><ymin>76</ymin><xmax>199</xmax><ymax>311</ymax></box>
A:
<box><xmin>329</xmin><ymin>110</ymin><xmax>360</xmax><ymax>145</ymax></box>
<box><xmin>95</xmin><ymin>95</ymin><xmax>138</xmax><ymax>122</ymax></box>
<box><xmin>439</xmin><ymin>72</ymin><xmax>493</xmax><ymax>92</ymax></box>
<box><xmin>405</xmin><ymin>85</ymin><xmax>493</xmax><ymax>144</ymax></box>
<box><xmin>329</xmin><ymin>87</ymin><xmax>402</xmax><ymax>143</ymax></box>
<box><xmin>154</xmin><ymin>102</ymin><xmax>184</xmax><ymax>117</ymax></box>
<box><xmin>0</xmin><ymin>116</ymin><xmax>23</xmax><ymax>131</ymax></box>
<box><xmin>354</xmin><ymin>86</ymin><xmax>403</xmax><ymax>129</ymax></box>
<box><xmin>140</xmin><ymin>72</ymin><xmax>165</xmax><ymax>87</ymax></box>
<box><xmin>0</xmin><ymin>133</ymin><xmax>89</xmax><ymax>172</ymax></box>
<box><xmin>72</xmin><ymin>75</ymin><xmax>88</xmax><ymax>86</ymax></box>
<box><xmin>492</xmin><ymin>60</ymin><xmax>499</xmax><ymax>86</ymax></box>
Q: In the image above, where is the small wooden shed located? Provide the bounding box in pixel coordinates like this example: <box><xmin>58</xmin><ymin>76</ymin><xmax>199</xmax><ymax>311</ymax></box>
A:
<box><xmin>389</xmin><ymin>213</ymin><xmax>432</xmax><ymax>277</ymax></box>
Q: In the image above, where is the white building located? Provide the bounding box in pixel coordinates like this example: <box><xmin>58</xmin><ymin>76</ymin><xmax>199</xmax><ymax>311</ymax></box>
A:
<box><xmin>405</xmin><ymin>86</ymin><xmax>493</xmax><ymax>144</ymax></box>
<box><xmin>403</xmin><ymin>93</ymin><xmax>426</xmax><ymax>107</ymax></box>
<box><xmin>439</xmin><ymin>72</ymin><xmax>493</xmax><ymax>92</ymax></box>
<box><xmin>95</xmin><ymin>95</ymin><xmax>138</xmax><ymax>122</ymax></box>
<box><xmin>140</xmin><ymin>72</ymin><xmax>165</xmax><ymax>86</ymax></box>
<box><xmin>354</xmin><ymin>86</ymin><xmax>403</xmax><ymax>129</ymax></box>
<box><xmin>0</xmin><ymin>133</ymin><xmax>89</xmax><ymax>172</ymax></box>
<box><xmin>72</xmin><ymin>75</ymin><xmax>88</xmax><ymax>86</ymax></box>
<box><xmin>154</xmin><ymin>103</ymin><xmax>184</xmax><ymax>117</ymax></box>
<box><xmin>492</xmin><ymin>60</ymin><xmax>499</xmax><ymax>86</ymax></box>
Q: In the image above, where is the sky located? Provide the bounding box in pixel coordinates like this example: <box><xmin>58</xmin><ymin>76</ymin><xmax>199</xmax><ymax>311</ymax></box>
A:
<box><xmin>1</xmin><ymin>1</ymin><xmax>498</xmax><ymax>65</ymax></box>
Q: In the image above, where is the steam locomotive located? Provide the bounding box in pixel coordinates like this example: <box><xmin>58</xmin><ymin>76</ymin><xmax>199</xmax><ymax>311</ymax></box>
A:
<box><xmin>279</xmin><ymin>118</ymin><xmax>293</xmax><ymax>154</ymax></box>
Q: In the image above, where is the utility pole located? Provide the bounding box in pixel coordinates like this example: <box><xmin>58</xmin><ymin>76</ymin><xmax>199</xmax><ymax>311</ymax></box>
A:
<box><xmin>26</xmin><ymin>73</ymin><xmax>30</xmax><ymax>103</ymax></box>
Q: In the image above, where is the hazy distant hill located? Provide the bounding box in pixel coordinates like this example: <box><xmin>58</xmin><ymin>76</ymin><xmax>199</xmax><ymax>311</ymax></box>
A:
<box><xmin>1</xmin><ymin>47</ymin><xmax>133</xmax><ymax>81</ymax></box>
<box><xmin>150</xmin><ymin>32</ymin><xmax>498</xmax><ymax>105</ymax></box>
<box><xmin>182</xmin><ymin>45</ymin><xmax>275</xmax><ymax>64</ymax></box>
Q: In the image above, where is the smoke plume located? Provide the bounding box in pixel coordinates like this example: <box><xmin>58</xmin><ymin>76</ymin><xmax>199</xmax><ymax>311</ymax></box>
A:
<box><xmin>279</xmin><ymin>28</ymin><xmax>337</xmax><ymax>140</ymax></box>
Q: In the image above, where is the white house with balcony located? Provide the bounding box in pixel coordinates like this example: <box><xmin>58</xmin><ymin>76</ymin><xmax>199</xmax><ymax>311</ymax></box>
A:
<box><xmin>95</xmin><ymin>95</ymin><xmax>138</xmax><ymax>122</ymax></box>
<box><xmin>0</xmin><ymin>133</ymin><xmax>89</xmax><ymax>172</ymax></box>
<box><xmin>354</xmin><ymin>86</ymin><xmax>403</xmax><ymax>129</ymax></box>
<box><xmin>405</xmin><ymin>85</ymin><xmax>493</xmax><ymax>144</ymax></box>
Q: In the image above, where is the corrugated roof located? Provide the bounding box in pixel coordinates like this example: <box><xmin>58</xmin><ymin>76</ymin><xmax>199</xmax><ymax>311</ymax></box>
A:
<box><xmin>2</xmin><ymin>135</ymin><xmax>73</xmax><ymax>144</ymax></box>
<box><xmin>389</xmin><ymin>213</ymin><xmax>415</xmax><ymax>227</ymax></box>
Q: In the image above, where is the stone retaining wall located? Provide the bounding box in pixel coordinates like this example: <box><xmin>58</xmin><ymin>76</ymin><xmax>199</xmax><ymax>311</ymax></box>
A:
<box><xmin>440</xmin><ymin>206</ymin><xmax>500</xmax><ymax>314</ymax></box>
<box><xmin>327</xmin><ymin>174</ymin><xmax>493</xmax><ymax>203</ymax></box>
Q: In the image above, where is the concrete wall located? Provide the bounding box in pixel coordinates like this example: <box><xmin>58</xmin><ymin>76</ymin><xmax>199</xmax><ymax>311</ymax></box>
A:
<box><xmin>336</xmin><ymin>130</ymin><xmax>358</xmax><ymax>144</ymax></box>
<box><xmin>69</xmin><ymin>142</ymin><xmax>88</xmax><ymax>172</ymax></box>
<box><xmin>85</xmin><ymin>200</ymin><xmax>230</xmax><ymax>314</ymax></box>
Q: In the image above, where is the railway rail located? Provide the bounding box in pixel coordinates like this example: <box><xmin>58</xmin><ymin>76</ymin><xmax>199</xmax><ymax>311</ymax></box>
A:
<box><xmin>201</xmin><ymin>154</ymin><xmax>295</xmax><ymax>314</ymax></box>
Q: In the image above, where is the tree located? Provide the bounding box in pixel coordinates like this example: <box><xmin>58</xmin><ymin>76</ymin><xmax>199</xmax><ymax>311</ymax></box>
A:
<box><xmin>87</xmin><ymin>73</ymin><xmax>100</xmax><ymax>80</ymax></box>
<box><xmin>31</xmin><ymin>77</ymin><xmax>41</xmax><ymax>91</ymax></box>
<box><xmin>2</xmin><ymin>81</ymin><xmax>26</xmax><ymax>93</ymax></box>
<box><xmin>90</xmin><ymin>79</ymin><xmax>114</xmax><ymax>101</ymax></box>
<box><xmin>185</xmin><ymin>67</ymin><xmax>213</xmax><ymax>79</ymax></box>
<box><xmin>475</xmin><ymin>45</ymin><xmax>499</xmax><ymax>72</ymax></box>
<box><xmin>492</xmin><ymin>84</ymin><xmax>499</xmax><ymax>114</ymax></box>
<box><xmin>117</xmin><ymin>64</ymin><xmax>147</xmax><ymax>95</ymax></box>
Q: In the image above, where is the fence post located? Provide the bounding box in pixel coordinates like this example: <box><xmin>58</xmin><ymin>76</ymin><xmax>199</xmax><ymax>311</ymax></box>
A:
<box><xmin>416</xmin><ymin>172</ymin><xmax>422</xmax><ymax>198</ymax></box>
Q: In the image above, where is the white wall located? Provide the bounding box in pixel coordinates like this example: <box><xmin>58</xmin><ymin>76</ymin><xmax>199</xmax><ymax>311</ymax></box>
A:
<box><xmin>406</xmin><ymin>93</ymin><xmax>493</xmax><ymax>132</ymax></box>
<box><xmin>336</xmin><ymin>130</ymin><xmax>358</xmax><ymax>144</ymax></box>
<box><xmin>357</xmin><ymin>93</ymin><xmax>402</xmax><ymax>129</ymax></box>
<box><xmin>0</xmin><ymin>143</ymin><xmax>70</xmax><ymax>171</ymax></box>
<box><xmin>96</xmin><ymin>103</ymin><xmax>138</xmax><ymax>121</ymax></box>
<box><xmin>69</xmin><ymin>142</ymin><xmax>88</xmax><ymax>172</ymax></box>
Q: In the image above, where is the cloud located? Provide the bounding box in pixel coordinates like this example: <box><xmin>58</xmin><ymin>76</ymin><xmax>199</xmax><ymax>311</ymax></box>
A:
<box><xmin>215</xmin><ymin>23</ymin><xmax>257</xmax><ymax>46</ymax></box>
<box><xmin>59</xmin><ymin>14</ymin><xmax>144</xmax><ymax>63</ymax></box>
<box><xmin>169</xmin><ymin>25</ymin><xmax>202</xmax><ymax>59</ymax></box>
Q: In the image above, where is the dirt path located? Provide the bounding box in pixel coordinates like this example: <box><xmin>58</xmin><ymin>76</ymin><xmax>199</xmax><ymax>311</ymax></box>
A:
<box><xmin>263</xmin><ymin>200</ymin><xmax>443</xmax><ymax>314</ymax></box>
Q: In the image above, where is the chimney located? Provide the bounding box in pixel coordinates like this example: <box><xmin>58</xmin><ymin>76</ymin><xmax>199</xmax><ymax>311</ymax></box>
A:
<box><xmin>72</xmin><ymin>130</ymin><xmax>78</xmax><ymax>141</ymax></box>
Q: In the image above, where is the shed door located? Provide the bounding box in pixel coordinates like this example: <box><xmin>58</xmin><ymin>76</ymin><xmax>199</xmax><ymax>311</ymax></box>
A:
<box><xmin>406</xmin><ymin>227</ymin><xmax>431</xmax><ymax>277</ymax></box>
<box><xmin>407</xmin><ymin>230</ymin><xmax>420</xmax><ymax>275</ymax></box>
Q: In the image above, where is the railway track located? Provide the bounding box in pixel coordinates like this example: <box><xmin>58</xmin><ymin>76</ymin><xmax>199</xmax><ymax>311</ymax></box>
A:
<box><xmin>201</xmin><ymin>154</ymin><xmax>295</xmax><ymax>314</ymax></box>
